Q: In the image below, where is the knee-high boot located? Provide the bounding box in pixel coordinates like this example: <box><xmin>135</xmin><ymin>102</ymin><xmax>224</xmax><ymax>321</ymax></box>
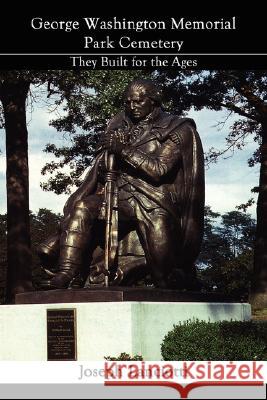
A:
<box><xmin>50</xmin><ymin>201</ymin><xmax>93</xmax><ymax>289</ymax></box>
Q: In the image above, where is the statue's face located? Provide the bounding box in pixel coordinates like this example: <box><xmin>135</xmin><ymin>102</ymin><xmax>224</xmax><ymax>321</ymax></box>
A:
<box><xmin>125</xmin><ymin>88</ymin><xmax>155</xmax><ymax>122</ymax></box>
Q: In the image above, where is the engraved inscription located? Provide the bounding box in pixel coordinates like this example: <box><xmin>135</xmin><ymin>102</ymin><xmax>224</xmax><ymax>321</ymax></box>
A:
<box><xmin>47</xmin><ymin>309</ymin><xmax>77</xmax><ymax>361</ymax></box>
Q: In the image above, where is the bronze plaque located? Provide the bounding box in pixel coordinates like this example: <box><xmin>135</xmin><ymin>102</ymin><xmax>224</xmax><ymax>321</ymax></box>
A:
<box><xmin>47</xmin><ymin>309</ymin><xmax>77</xmax><ymax>361</ymax></box>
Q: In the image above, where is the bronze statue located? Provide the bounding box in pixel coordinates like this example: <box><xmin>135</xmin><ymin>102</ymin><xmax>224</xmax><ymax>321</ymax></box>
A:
<box><xmin>38</xmin><ymin>79</ymin><xmax>205</xmax><ymax>290</ymax></box>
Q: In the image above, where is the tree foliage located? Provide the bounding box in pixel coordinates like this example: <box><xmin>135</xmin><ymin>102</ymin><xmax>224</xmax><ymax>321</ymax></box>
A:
<box><xmin>156</xmin><ymin>70</ymin><xmax>267</xmax><ymax>167</ymax></box>
<box><xmin>34</xmin><ymin>70</ymin><xmax>267</xmax><ymax>198</ymax></box>
<box><xmin>197</xmin><ymin>207</ymin><xmax>256</xmax><ymax>297</ymax></box>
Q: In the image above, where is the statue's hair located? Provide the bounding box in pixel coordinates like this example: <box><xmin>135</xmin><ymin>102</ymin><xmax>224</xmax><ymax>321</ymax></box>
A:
<box><xmin>123</xmin><ymin>79</ymin><xmax>162</xmax><ymax>105</ymax></box>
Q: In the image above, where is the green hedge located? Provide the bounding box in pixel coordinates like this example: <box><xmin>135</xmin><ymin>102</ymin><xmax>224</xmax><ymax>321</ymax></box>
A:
<box><xmin>161</xmin><ymin>320</ymin><xmax>267</xmax><ymax>360</ymax></box>
<box><xmin>104</xmin><ymin>352</ymin><xmax>143</xmax><ymax>361</ymax></box>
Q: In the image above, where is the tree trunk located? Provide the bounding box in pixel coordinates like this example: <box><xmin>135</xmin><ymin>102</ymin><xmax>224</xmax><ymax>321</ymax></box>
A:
<box><xmin>0</xmin><ymin>80</ymin><xmax>33</xmax><ymax>303</ymax></box>
<box><xmin>251</xmin><ymin>121</ymin><xmax>267</xmax><ymax>310</ymax></box>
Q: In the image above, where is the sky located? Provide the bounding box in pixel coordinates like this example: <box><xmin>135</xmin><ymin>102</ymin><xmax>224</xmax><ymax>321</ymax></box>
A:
<box><xmin>0</xmin><ymin>96</ymin><xmax>259</xmax><ymax>218</ymax></box>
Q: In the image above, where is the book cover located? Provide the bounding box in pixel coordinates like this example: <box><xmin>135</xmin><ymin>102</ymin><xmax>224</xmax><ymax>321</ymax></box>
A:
<box><xmin>0</xmin><ymin>11</ymin><xmax>266</xmax><ymax>400</ymax></box>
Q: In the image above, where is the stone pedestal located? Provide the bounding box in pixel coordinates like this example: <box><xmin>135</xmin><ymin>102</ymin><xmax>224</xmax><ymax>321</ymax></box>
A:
<box><xmin>15</xmin><ymin>287</ymin><xmax>247</xmax><ymax>304</ymax></box>
<box><xmin>0</xmin><ymin>291</ymin><xmax>251</xmax><ymax>360</ymax></box>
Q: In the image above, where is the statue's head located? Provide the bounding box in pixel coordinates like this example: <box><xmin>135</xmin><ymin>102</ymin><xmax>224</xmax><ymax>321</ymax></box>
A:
<box><xmin>123</xmin><ymin>79</ymin><xmax>162</xmax><ymax>122</ymax></box>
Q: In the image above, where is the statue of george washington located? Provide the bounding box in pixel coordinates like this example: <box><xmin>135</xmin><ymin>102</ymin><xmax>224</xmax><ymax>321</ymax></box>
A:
<box><xmin>38</xmin><ymin>79</ymin><xmax>205</xmax><ymax>290</ymax></box>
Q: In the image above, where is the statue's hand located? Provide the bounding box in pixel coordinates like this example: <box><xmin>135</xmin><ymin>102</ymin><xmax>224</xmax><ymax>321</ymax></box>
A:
<box><xmin>99</xmin><ymin>130</ymin><xmax>128</xmax><ymax>155</ymax></box>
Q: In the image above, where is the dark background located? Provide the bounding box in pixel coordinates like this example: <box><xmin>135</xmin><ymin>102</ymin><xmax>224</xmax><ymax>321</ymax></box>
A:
<box><xmin>0</xmin><ymin>12</ymin><xmax>266</xmax><ymax>69</ymax></box>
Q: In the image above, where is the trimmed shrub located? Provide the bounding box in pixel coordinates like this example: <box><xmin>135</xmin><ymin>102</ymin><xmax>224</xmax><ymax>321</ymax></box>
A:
<box><xmin>161</xmin><ymin>319</ymin><xmax>267</xmax><ymax>360</ymax></box>
<box><xmin>104</xmin><ymin>352</ymin><xmax>143</xmax><ymax>361</ymax></box>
